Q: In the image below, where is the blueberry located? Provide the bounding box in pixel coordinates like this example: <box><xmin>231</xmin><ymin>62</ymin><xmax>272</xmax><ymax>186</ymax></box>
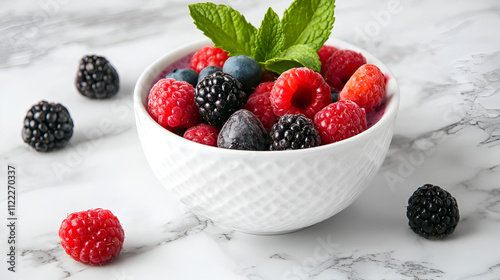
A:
<box><xmin>222</xmin><ymin>55</ymin><xmax>262</xmax><ymax>94</ymax></box>
<box><xmin>217</xmin><ymin>109</ymin><xmax>270</xmax><ymax>151</ymax></box>
<box><xmin>331</xmin><ymin>90</ymin><xmax>339</xmax><ymax>103</ymax></box>
<box><xmin>197</xmin><ymin>66</ymin><xmax>222</xmax><ymax>84</ymax></box>
<box><xmin>165</xmin><ymin>68</ymin><xmax>198</xmax><ymax>87</ymax></box>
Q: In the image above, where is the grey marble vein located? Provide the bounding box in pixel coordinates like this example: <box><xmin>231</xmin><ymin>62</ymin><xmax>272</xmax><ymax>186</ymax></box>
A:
<box><xmin>282</xmin><ymin>250</ymin><xmax>445</xmax><ymax>280</ymax></box>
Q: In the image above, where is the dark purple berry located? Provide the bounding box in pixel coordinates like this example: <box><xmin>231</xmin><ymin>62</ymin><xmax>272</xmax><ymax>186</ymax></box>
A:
<box><xmin>407</xmin><ymin>184</ymin><xmax>459</xmax><ymax>240</ymax></box>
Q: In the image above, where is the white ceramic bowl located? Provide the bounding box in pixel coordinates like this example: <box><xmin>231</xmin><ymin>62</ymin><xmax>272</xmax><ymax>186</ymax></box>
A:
<box><xmin>134</xmin><ymin>38</ymin><xmax>400</xmax><ymax>234</ymax></box>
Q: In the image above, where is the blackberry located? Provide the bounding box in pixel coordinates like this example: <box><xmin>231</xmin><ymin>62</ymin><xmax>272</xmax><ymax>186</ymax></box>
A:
<box><xmin>270</xmin><ymin>114</ymin><xmax>321</xmax><ymax>150</ymax></box>
<box><xmin>22</xmin><ymin>101</ymin><xmax>74</xmax><ymax>152</ymax></box>
<box><xmin>407</xmin><ymin>184</ymin><xmax>460</xmax><ymax>240</ymax></box>
<box><xmin>195</xmin><ymin>71</ymin><xmax>247</xmax><ymax>126</ymax></box>
<box><xmin>76</xmin><ymin>55</ymin><xmax>119</xmax><ymax>99</ymax></box>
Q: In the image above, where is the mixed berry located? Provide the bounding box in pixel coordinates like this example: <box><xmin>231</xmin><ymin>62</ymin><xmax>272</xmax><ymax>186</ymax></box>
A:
<box><xmin>76</xmin><ymin>55</ymin><xmax>120</xmax><ymax>99</ymax></box>
<box><xmin>22</xmin><ymin>100</ymin><xmax>74</xmax><ymax>152</ymax></box>
<box><xmin>322</xmin><ymin>49</ymin><xmax>367</xmax><ymax>92</ymax></box>
<box><xmin>16</xmin><ymin>0</ymin><xmax>442</xmax><ymax>268</ymax></box>
<box><xmin>59</xmin><ymin>208</ymin><xmax>125</xmax><ymax>265</ymax></box>
<box><xmin>147</xmin><ymin>44</ymin><xmax>387</xmax><ymax>151</ymax></box>
<box><xmin>270</xmin><ymin>114</ymin><xmax>321</xmax><ymax>150</ymax></box>
<box><xmin>189</xmin><ymin>46</ymin><xmax>229</xmax><ymax>73</ymax></box>
<box><xmin>183</xmin><ymin>123</ymin><xmax>220</xmax><ymax>147</ymax></box>
<box><xmin>147</xmin><ymin>78</ymin><xmax>199</xmax><ymax>130</ymax></box>
<box><xmin>243</xmin><ymin>81</ymin><xmax>278</xmax><ymax>131</ymax></box>
<box><xmin>217</xmin><ymin>109</ymin><xmax>271</xmax><ymax>150</ymax></box>
<box><xmin>195</xmin><ymin>71</ymin><xmax>247</xmax><ymax>126</ymax></box>
<box><xmin>407</xmin><ymin>184</ymin><xmax>460</xmax><ymax>239</ymax></box>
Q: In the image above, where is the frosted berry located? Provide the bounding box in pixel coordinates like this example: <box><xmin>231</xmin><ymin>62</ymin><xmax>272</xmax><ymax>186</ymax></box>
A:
<box><xmin>313</xmin><ymin>100</ymin><xmax>367</xmax><ymax>144</ymax></box>
<box><xmin>59</xmin><ymin>208</ymin><xmax>124</xmax><ymax>266</ymax></box>
<box><xmin>190</xmin><ymin>46</ymin><xmax>229</xmax><ymax>74</ymax></box>
<box><xmin>217</xmin><ymin>109</ymin><xmax>270</xmax><ymax>151</ymax></box>
<box><xmin>339</xmin><ymin>64</ymin><xmax>386</xmax><ymax>113</ymax></box>
<box><xmin>147</xmin><ymin>79</ymin><xmax>200</xmax><ymax>130</ymax></box>
<box><xmin>270</xmin><ymin>67</ymin><xmax>331</xmax><ymax>119</ymax></box>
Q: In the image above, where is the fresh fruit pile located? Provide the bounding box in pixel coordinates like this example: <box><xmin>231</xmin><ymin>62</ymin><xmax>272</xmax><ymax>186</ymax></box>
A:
<box><xmin>148</xmin><ymin>56</ymin><xmax>385</xmax><ymax>150</ymax></box>
<box><xmin>148</xmin><ymin>48</ymin><xmax>386</xmax><ymax>150</ymax></box>
<box><xmin>145</xmin><ymin>0</ymin><xmax>388</xmax><ymax>151</ymax></box>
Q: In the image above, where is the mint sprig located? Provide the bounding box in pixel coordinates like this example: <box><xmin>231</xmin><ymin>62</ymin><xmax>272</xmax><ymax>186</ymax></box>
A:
<box><xmin>281</xmin><ymin>0</ymin><xmax>336</xmax><ymax>51</ymax></box>
<box><xmin>264</xmin><ymin>44</ymin><xmax>321</xmax><ymax>74</ymax></box>
<box><xmin>189</xmin><ymin>0</ymin><xmax>335</xmax><ymax>74</ymax></box>
<box><xmin>253</xmin><ymin>7</ymin><xmax>284</xmax><ymax>63</ymax></box>
<box><xmin>188</xmin><ymin>3</ymin><xmax>257</xmax><ymax>56</ymax></box>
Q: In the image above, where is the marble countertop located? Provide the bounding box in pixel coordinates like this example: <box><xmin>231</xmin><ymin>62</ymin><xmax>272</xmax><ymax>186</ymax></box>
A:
<box><xmin>1</xmin><ymin>0</ymin><xmax>500</xmax><ymax>279</ymax></box>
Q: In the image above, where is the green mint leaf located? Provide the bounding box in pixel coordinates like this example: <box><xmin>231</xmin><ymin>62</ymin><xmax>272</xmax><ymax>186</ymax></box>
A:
<box><xmin>263</xmin><ymin>60</ymin><xmax>304</xmax><ymax>75</ymax></box>
<box><xmin>189</xmin><ymin>3</ymin><xmax>257</xmax><ymax>56</ymax></box>
<box><xmin>253</xmin><ymin>7</ymin><xmax>285</xmax><ymax>62</ymax></box>
<box><xmin>263</xmin><ymin>44</ymin><xmax>321</xmax><ymax>74</ymax></box>
<box><xmin>281</xmin><ymin>0</ymin><xmax>336</xmax><ymax>51</ymax></box>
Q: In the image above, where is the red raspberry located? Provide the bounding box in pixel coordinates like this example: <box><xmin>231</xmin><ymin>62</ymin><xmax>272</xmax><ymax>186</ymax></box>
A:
<box><xmin>323</xmin><ymin>49</ymin><xmax>366</xmax><ymax>91</ymax></box>
<box><xmin>313</xmin><ymin>100</ymin><xmax>367</xmax><ymax>144</ymax></box>
<box><xmin>260</xmin><ymin>69</ymin><xmax>279</xmax><ymax>83</ymax></box>
<box><xmin>270</xmin><ymin>67</ymin><xmax>331</xmax><ymax>119</ymax></box>
<box><xmin>59</xmin><ymin>208</ymin><xmax>124</xmax><ymax>266</ymax></box>
<box><xmin>147</xmin><ymin>78</ymin><xmax>199</xmax><ymax>131</ymax></box>
<box><xmin>318</xmin><ymin>45</ymin><xmax>339</xmax><ymax>74</ymax></box>
<box><xmin>189</xmin><ymin>46</ymin><xmax>229</xmax><ymax>73</ymax></box>
<box><xmin>183</xmin><ymin>123</ymin><xmax>220</xmax><ymax>146</ymax></box>
<box><xmin>339</xmin><ymin>64</ymin><xmax>386</xmax><ymax>113</ymax></box>
<box><xmin>243</xmin><ymin>82</ymin><xmax>278</xmax><ymax>131</ymax></box>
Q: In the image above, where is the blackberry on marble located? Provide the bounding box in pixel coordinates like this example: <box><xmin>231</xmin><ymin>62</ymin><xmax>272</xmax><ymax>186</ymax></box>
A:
<box><xmin>22</xmin><ymin>101</ymin><xmax>74</xmax><ymax>152</ymax></box>
<box><xmin>270</xmin><ymin>114</ymin><xmax>321</xmax><ymax>150</ymax></box>
<box><xmin>76</xmin><ymin>55</ymin><xmax>119</xmax><ymax>99</ymax></box>
<box><xmin>406</xmin><ymin>184</ymin><xmax>460</xmax><ymax>240</ymax></box>
<box><xmin>195</xmin><ymin>71</ymin><xmax>247</xmax><ymax>126</ymax></box>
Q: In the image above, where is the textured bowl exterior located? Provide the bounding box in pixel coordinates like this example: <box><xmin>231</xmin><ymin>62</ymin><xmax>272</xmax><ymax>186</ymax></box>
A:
<box><xmin>134</xmin><ymin>38</ymin><xmax>400</xmax><ymax>234</ymax></box>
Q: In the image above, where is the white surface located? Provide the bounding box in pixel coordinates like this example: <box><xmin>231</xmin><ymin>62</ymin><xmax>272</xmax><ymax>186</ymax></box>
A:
<box><xmin>1</xmin><ymin>0</ymin><xmax>500</xmax><ymax>279</ymax></box>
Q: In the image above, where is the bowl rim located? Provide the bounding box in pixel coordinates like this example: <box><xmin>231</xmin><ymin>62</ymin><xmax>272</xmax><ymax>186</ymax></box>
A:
<box><xmin>133</xmin><ymin>38</ymin><xmax>400</xmax><ymax>158</ymax></box>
